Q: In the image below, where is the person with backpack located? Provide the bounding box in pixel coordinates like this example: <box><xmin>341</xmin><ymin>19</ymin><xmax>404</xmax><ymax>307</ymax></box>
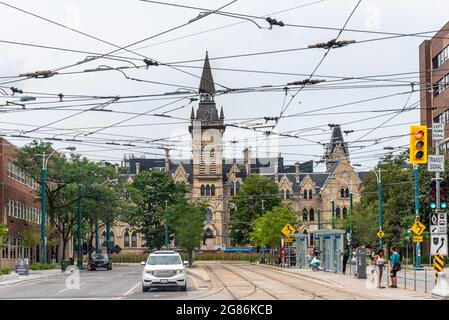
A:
<box><xmin>389</xmin><ymin>246</ymin><xmax>401</xmax><ymax>288</ymax></box>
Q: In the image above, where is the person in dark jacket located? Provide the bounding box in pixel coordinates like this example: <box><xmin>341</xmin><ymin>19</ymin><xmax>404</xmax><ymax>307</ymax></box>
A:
<box><xmin>342</xmin><ymin>245</ymin><xmax>349</xmax><ymax>274</ymax></box>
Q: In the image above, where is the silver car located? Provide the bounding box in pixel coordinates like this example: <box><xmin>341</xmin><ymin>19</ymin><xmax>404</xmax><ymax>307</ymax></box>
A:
<box><xmin>141</xmin><ymin>250</ymin><xmax>188</xmax><ymax>292</ymax></box>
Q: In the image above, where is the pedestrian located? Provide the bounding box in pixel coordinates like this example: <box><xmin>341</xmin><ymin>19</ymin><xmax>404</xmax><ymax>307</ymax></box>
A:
<box><xmin>342</xmin><ymin>245</ymin><xmax>349</xmax><ymax>274</ymax></box>
<box><xmin>389</xmin><ymin>246</ymin><xmax>401</xmax><ymax>288</ymax></box>
<box><xmin>373</xmin><ymin>248</ymin><xmax>385</xmax><ymax>288</ymax></box>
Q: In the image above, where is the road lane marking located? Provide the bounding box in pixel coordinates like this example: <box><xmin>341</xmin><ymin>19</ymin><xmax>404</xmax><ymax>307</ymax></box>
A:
<box><xmin>188</xmin><ymin>275</ymin><xmax>199</xmax><ymax>289</ymax></box>
<box><xmin>123</xmin><ymin>282</ymin><xmax>141</xmax><ymax>296</ymax></box>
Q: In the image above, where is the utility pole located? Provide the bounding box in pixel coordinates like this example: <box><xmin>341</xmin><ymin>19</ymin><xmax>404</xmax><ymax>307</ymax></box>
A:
<box><xmin>106</xmin><ymin>214</ymin><xmax>110</xmax><ymax>255</ymax></box>
<box><xmin>331</xmin><ymin>199</ymin><xmax>335</xmax><ymax>229</ymax></box>
<box><xmin>261</xmin><ymin>199</ymin><xmax>265</xmax><ymax>215</ymax></box>
<box><xmin>95</xmin><ymin>219</ymin><xmax>99</xmax><ymax>254</ymax></box>
<box><xmin>164</xmin><ymin>199</ymin><xmax>169</xmax><ymax>249</ymax></box>
<box><xmin>77</xmin><ymin>184</ymin><xmax>83</xmax><ymax>269</ymax></box>
<box><xmin>40</xmin><ymin>152</ymin><xmax>47</xmax><ymax>264</ymax></box>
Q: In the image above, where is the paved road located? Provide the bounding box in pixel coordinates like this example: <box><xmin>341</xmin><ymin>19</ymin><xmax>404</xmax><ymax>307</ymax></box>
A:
<box><xmin>0</xmin><ymin>263</ymin><xmax>437</xmax><ymax>300</ymax></box>
<box><xmin>0</xmin><ymin>265</ymin><xmax>208</xmax><ymax>300</ymax></box>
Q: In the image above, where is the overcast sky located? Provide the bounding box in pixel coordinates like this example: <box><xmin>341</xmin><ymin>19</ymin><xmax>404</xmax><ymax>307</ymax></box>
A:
<box><xmin>1</xmin><ymin>0</ymin><xmax>448</xmax><ymax>172</ymax></box>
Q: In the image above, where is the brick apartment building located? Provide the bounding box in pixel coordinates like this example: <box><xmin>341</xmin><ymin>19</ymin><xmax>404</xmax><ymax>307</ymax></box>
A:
<box><xmin>420</xmin><ymin>21</ymin><xmax>449</xmax><ymax>148</ymax></box>
<box><xmin>0</xmin><ymin>138</ymin><xmax>43</xmax><ymax>268</ymax></box>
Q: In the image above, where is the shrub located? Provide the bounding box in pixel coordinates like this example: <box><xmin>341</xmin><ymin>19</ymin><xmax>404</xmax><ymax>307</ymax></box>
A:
<box><xmin>0</xmin><ymin>267</ymin><xmax>11</xmax><ymax>275</ymax></box>
<box><xmin>29</xmin><ymin>263</ymin><xmax>55</xmax><ymax>270</ymax></box>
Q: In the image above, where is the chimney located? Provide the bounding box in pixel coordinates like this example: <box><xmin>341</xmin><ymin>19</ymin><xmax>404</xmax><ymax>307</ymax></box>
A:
<box><xmin>295</xmin><ymin>162</ymin><xmax>300</xmax><ymax>183</ymax></box>
<box><xmin>164</xmin><ymin>148</ymin><xmax>170</xmax><ymax>173</ymax></box>
<box><xmin>135</xmin><ymin>162</ymin><xmax>141</xmax><ymax>174</ymax></box>
<box><xmin>243</xmin><ymin>148</ymin><xmax>251</xmax><ymax>176</ymax></box>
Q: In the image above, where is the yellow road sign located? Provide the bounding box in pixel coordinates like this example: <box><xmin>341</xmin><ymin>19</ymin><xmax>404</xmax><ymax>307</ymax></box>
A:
<box><xmin>281</xmin><ymin>223</ymin><xmax>296</xmax><ymax>237</ymax></box>
<box><xmin>413</xmin><ymin>236</ymin><xmax>423</xmax><ymax>243</ymax></box>
<box><xmin>410</xmin><ymin>221</ymin><xmax>426</xmax><ymax>236</ymax></box>
<box><xmin>377</xmin><ymin>230</ymin><xmax>385</xmax><ymax>238</ymax></box>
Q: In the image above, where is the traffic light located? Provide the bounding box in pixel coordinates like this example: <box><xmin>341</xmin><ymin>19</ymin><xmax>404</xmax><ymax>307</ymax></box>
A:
<box><xmin>441</xmin><ymin>180</ymin><xmax>447</xmax><ymax>209</ymax></box>
<box><xmin>409</xmin><ymin>125</ymin><xmax>428</xmax><ymax>164</ymax></box>
<box><xmin>430</xmin><ymin>180</ymin><xmax>437</xmax><ymax>210</ymax></box>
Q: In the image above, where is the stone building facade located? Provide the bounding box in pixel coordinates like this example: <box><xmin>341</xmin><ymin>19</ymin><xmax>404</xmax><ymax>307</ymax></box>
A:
<box><xmin>124</xmin><ymin>53</ymin><xmax>367</xmax><ymax>250</ymax></box>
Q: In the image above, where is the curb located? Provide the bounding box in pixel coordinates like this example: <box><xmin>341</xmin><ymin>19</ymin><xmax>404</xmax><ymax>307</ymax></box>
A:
<box><xmin>0</xmin><ymin>270</ymin><xmax>66</xmax><ymax>286</ymax></box>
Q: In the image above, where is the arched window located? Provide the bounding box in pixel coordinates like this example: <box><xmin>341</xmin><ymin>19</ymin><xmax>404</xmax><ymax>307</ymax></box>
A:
<box><xmin>230</xmin><ymin>182</ymin><xmax>235</xmax><ymax>196</ymax></box>
<box><xmin>286</xmin><ymin>190</ymin><xmax>290</xmax><ymax>200</ymax></box>
<box><xmin>343</xmin><ymin>207</ymin><xmax>347</xmax><ymax>219</ymax></box>
<box><xmin>336</xmin><ymin>207</ymin><xmax>341</xmax><ymax>219</ymax></box>
<box><xmin>203</xmin><ymin>228</ymin><xmax>214</xmax><ymax>245</ymax></box>
<box><xmin>235</xmin><ymin>181</ymin><xmax>240</xmax><ymax>193</ymax></box>
<box><xmin>201</xmin><ymin>185</ymin><xmax>205</xmax><ymax>196</ymax></box>
<box><xmin>309</xmin><ymin>189</ymin><xmax>313</xmax><ymax>199</ymax></box>
<box><xmin>341</xmin><ymin>188</ymin><xmax>345</xmax><ymax>198</ymax></box>
<box><xmin>124</xmin><ymin>231</ymin><xmax>130</xmax><ymax>247</ymax></box>
<box><xmin>309</xmin><ymin>208</ymin><xmax>315</xmax><ymax>221</ymax></box>
<box><xmin>304</xmin><ymin>189</ymin><xmax>308</xmax><ymax>199</ymax></box>
<box><xmin>345</xmin><ymin>188</ymin><xmax>350</xmax><ymax>198</ymax></box>
<box><xmin>211</xmin><ymin>184</ymin><xmax>216</xmax><ymax>196</ymax></box>
<box><xmin>101</xmin><ymin>231</ymin><xmax>107</xmax><ymax>247</ymax></box>
<box><xmin>131</xmin><ymin>231</ymin><xmax>137</xmax><ymax>247</ymax></box>
<box><xmin>205</xmin><ymin>209</ymin><xmax>213</xmax><ymax>221</ymax></box>
<box><xmin>302</xmin><ymin>208</ymin><xmax>308</xmax><ymax>221</ymax></box>
<box><xmin>206</xmin><ymin>185</ymin><xmax>211</xmax><ymax>196</ymax></box>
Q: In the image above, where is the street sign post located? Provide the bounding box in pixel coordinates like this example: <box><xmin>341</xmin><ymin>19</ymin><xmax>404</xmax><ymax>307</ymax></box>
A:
<box><xmin>377</xmin><ymin>230</ymin><xmax>384</xmax><ymax>238</ymax></box>
<box><xmin>433</xmin><ymin>123</ymin><xmax>444</xmax><ymax>141</ymax></box>
<box><xmin>428</xmin><ymin>155</ymin><xmax>445</xmax><ymax>172</ymax></box>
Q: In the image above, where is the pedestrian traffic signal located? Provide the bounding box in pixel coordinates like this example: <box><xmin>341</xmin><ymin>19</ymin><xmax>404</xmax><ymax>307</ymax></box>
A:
<box><xmin>430</xmin><ymin>180</ymin><xmax>437</xmax><ymax>209</ymax></box>
<box><xmin>440</xmin><ymin>180</ymin><xmax>447</xmax><ymax>209</ymax></box>
<box><xmin>409</xmin><ymin>125</ymin><xmax>427</xmax><ymax>164</ymax></box>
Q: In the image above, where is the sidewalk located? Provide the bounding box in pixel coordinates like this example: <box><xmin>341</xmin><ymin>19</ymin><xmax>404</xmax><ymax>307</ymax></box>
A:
<box><xmin>259</xmin><ymin>264</ymin><xmax>437</xmax><ymax>300</ymax></box>
<box><xmin>0</xmin><ymin>268</ymin><xmax>65</xmax><ymax>286</ymax></box>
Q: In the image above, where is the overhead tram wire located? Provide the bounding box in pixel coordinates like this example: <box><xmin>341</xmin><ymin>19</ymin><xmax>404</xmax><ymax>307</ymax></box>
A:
<box><xmin>0</xmin><ymin>1</ymin><xmax>237</xmax><ymax>92</ymax></box>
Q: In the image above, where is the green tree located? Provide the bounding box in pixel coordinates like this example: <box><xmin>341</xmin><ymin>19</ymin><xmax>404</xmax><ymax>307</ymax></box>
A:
<box><xmin>249</xmin><ymin>204</ymin><xmax>297</xmax><ymax>249</ymax></box>
<box><xmin>164</xmin><ymin>200</ymin><xmax>207</xmax><ymax>266</ymax></box>
<box><xmin>0</xmin><ymin>223</ymin><xmax>7</xmax><ymax>251</ymax></box>
<box><xmin>15</xmin><ymin>141</ymin><xmax>125</xmax><ymax>260</ymax></box>
<box><xmin>125</xmin><ymin>171</ymin><xmax>186</xmax><ymax>249</ymax></box>
<box><xmin>230</xmin><ymin>174</ymin><xmax>281</xmax><ymax>245</ymax></box>
<box><xmin>348</xmin><ymin>150</ymin><xmax>439</xmax><ymax>249</ymax></box>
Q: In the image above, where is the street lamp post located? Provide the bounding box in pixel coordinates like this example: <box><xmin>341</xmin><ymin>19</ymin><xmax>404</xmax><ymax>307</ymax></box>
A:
<box><xmin>77</xmin><ymin>184</ymin><xmax>83</xmax><ymax>269</ymax></box>
<box><xmin>370</xmin><ymin>168</ymin><xmax>383</xmax><ymax>248</ymax></box>
<box><xmin>39</xmin><ymin>146</ymin><xmax>75</xmax><ymax>264</ymax></box>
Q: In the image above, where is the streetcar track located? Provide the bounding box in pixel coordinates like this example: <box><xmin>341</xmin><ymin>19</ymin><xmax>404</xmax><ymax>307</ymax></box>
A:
<box><xmin>246</xmin><ymin>263</ymin><xmax>373</xmax><ymax>300</ymax></box>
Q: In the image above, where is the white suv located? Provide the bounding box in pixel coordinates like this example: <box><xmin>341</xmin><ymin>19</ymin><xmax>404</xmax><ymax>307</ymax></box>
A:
<box><xmin>141</xmin><ymin>250</ymin><xmax>187</xmax><ymax>292</ymax></box>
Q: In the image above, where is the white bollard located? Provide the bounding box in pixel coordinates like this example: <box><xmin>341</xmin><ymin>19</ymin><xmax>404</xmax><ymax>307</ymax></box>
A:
<box><xmin>431</xmin><ymin>272</ymin><xmax>449</xmax><ymax>299</ymax></box>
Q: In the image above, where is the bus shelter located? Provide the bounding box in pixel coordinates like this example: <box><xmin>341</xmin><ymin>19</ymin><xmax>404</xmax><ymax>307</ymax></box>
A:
<box><xmin>293</xmin><ymin>234</ymin><xmax>308</xmax><ymax>268</ymax></box>
<box><xmin>310</xmin><ymin>229</ymin><xmax>345</xmax><ymax>273</ymax></box>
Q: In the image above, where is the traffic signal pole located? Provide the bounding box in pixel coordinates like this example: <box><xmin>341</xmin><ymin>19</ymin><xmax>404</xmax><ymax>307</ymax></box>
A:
<box><xmin>414</xmin><ymin>165</ymin><xmax>423</xmax><ymax>270</ymax></box>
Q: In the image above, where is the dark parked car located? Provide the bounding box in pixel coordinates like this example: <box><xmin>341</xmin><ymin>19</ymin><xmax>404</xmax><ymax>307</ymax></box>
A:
<box><xmin>89</xmin><ymin>254</ymin><xmax>112</xmax><ymax>271</ymax></box>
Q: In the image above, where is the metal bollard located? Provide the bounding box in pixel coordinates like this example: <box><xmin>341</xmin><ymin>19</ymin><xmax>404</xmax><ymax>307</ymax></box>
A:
<box><xmin>425</xmin><ymin>268</ymin><xmax>427</xmax><ymax>293</ymax></box>
<box><xmin>414</xmin><ymin>268</ymin><xmax>416</xmax><ymax>291</ymax></box>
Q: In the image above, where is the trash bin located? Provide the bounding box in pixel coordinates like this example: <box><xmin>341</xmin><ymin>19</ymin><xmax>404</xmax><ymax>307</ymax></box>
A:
<box><xmin>61</xmin><ymin>260</ymin><xmax>70</xmax><ymax>272</ymax></box>
<box><xmin>356</xmin><ymin>246</ymin><xmax>367</xmax><ymax>279</ymax></box>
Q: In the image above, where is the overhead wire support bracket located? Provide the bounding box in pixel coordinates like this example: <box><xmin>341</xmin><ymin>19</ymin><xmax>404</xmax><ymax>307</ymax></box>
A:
<box><xmin>18</xmin><ymin>70</ymin><xmax>58</xmax><ymax>78</ymax></box>
<box><xmin>287</xmin><ymin>79</ymin><xmax>326</xmax><ymax>86</ymax></box>
<box><xmin>265</xmin><ymin>17</ymin><xmax>284</xmax><ymax>29</ymax></box>
<box><xmin>308</xmin><ymin>39</ymin><xmax>356</xmax><ymax>49</ymax></box>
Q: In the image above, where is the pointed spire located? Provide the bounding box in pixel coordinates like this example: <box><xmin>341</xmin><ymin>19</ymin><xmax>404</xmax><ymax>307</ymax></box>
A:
<box><xmin>329</xmin><ymin>125</ymin><xmax>348</xmax><ymax>156</ymax></box>
<box><xmin>220</xmin><ymin>106</ymin><xmax>224</xmax><ymax>120</ymax></box>
<box><xmin>199</xmin><ymin>51</ymin><xmax>215</xmax><ymax>94</ymax></box>
<box><xmin>190</xmin><ymin>106</ymin><xmax>195</xmax><ymax>120</ymax></box>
